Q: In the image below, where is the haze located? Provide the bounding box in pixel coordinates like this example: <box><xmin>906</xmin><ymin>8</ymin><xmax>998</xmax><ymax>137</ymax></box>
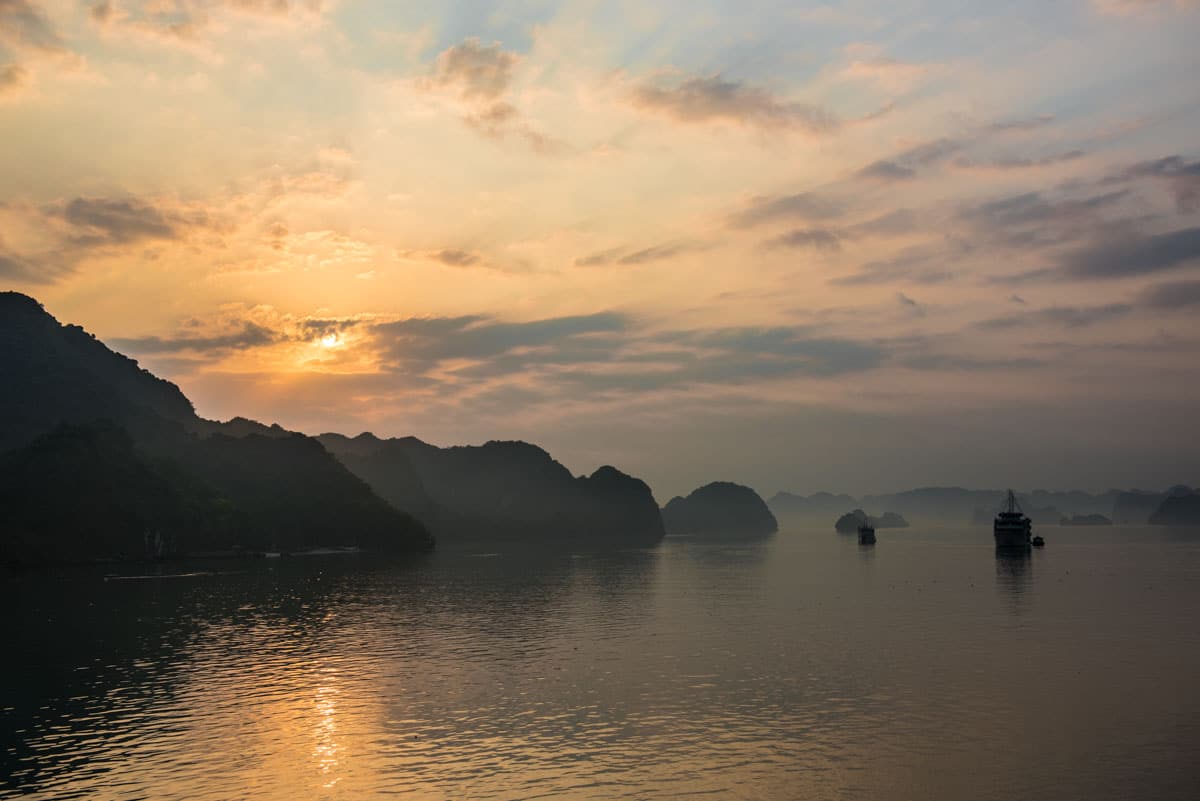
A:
<box><xmin>2</xmin><ymin>0</ymin><xmax>1198</xmax><ymax>498</ymax></box>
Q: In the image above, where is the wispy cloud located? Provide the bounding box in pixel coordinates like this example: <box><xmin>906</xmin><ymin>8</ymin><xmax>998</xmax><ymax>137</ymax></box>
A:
<box><xmin>631</xmin><ymin>74</ymin><xmax>836</xmax><ymax>133</ymax></box>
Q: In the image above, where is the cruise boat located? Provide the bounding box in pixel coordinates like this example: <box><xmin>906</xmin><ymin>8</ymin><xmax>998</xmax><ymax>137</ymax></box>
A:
<box><xmin>858</xmin><ymin>523</ymin><xmax>876</xmax><ymax>545</ymax></box>
<box><xmin>994</xmin><ymin>490</ymin><xmax>1032</xmax><ymax>549</ymax></box>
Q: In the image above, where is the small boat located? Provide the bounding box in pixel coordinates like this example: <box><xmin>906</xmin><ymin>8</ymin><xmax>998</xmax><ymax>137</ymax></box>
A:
<box><xmin>858</xmin><ymin>524</ymin><xmax>876</xmax><ymax>545</ymax></box>
<box><xmin>1031</xmin><ymin>535</ymin><xmax>1045</xmax><ymax>547</ymax></box>
<box><xmin>994</xmin><ymin>489</ymin><xmax>1032</xmax><ymax>549</ymax></box>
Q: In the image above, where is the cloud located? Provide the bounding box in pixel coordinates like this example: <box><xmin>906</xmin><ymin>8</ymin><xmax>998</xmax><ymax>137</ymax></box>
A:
<box><xmin>50</xmin><ymin>197</ymin><xmax>190</xmax><ymax>245</ymax></box>
<box><xmin>975</xmin><ymin>303</ymin><xmax>1134</xmax><ymax>330</ymax></box>
<box><xmin>397</xmin><ymin>248</ymin><xmax>485</xmax><ymax>268</ymax></box>
<box><xmin>371</xmin><ymin>312</ymin><xmax>627</xmax><ymax>373</ymax></box>
<box><xmin>961</xmin><ymin>189</ymin><xmax>1132</xmax><ymax>250</ymax></box>
<box><xmin>0</xmin><ymin>245</ymin><xmax>46</xmax><ymax>282</ymax></box>
<box><xmin>840</xmin><ymin>58</ymin><xmax>935</xmax><ymax>93</ymax></box>
<box><xmin>630</xmin><ymin>74</ymin><xmax>836</xmax><ymax>133</ymax></box>
<box><xmin>1092</xmin><ymin>0</ymin><xmax>1199</xmax><ymax>16</ymax></box>
<box><xmin>955</xmin><ymin>150</ymin><xmax>1086</xmax><ymax>171</ymax></box>
<box><xmin>856</xmin><ymin>138</ymin><xmax>961</xmax><ymax>182</ymax></box>
<box><xmin>729</xmin><ymin>191</ymin><xmax>845</xmax><ymax>229</ymax></box>
<box><xmin>988</xmin><ymin>114</ymin><xmax>1056</xmax><ymax>132</ymax></box>
<box><xmin>1140</xmin><ymin>279</ymin><xmax>1200</xmax><ymax>308</ymax></box>
<box><xmin>424</xmin><ymin>38</ymin><xmax>560</xmax><ymax>154</ymax></box>
<box><xmin>574</xmin><ymin>241</ymin><xmax>705</xmax><ymax>267</ymax></box>
<box><xmin>1061</xmin><ymin>226</ymin><xmax>1200</xmax><ymax>279</ymax></box>
<box><xmin>431</xmin><ymin>38</ymin><xmax>517</xmax><ymax>100</ymax></box>
<box><xmin>765</xmin><ymin>228</ymin><xmax>842</xmax><ymax>251</ymax></box>
<box><xmin>111</xmin><ymin>322</ymin><xmax>282</xmax><ymax>354</ymax></box>
<box><xmin>1122</xmin><ymin>155</ymin><xmax>1200</xmax><ymax>212</ymax></box>
<box><xmin>896</xmin><ymin>292</ymin><xmax>925</xmax><ymax>316</ymax></box>
<box><xmin>831</xmin><ymin>244</ymin><xmax>959</xmax><ymax>286</ymax></box>
<box><xmin>0</xmin><ymin>0</ymin><xmax>65</xmax><ymax>52</ymax></box>
<box><xmin>90</xmin><ymin>1</ymin><xmax>113</xmax><ymax>25</ymax></box>
<box><xmin>0</xmin><ymin>62</ymin><xmax>27</xmax><ymax>96</ymax></box>
<box><xmin>0</xmin><ymin>194</ymin><xmax>217</xmax><ymax>283</ymax></box>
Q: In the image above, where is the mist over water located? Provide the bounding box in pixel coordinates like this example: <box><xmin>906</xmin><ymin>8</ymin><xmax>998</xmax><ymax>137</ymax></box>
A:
<box><xmin>4</xmin><ymin>527</ymin><xmax>1199</xmax><ymax>800</ymax></box>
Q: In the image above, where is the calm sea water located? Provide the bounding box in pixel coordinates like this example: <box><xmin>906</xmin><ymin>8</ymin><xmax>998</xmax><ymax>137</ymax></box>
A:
<box><xmin>3</xmin><ymin>525</ymin><xmax>1199</xmax><ymax>800</ymax></box>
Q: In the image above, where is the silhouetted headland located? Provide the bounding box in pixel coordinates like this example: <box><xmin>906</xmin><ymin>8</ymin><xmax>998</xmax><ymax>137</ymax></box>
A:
<box><xmin>317</xmin><ymin>433</ymin><xmax>665</xmax><ymax>546</ymax></box>
<box><xmin>0</xmin><ymin>292</ymin><xmax>432</xmax><ymax>567</ymax></box>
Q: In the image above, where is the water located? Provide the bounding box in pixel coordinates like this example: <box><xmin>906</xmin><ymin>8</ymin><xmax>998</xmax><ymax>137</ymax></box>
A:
<box><xmin>3</xmin><ymin>526</ymin><xmax>1199</xmax><ymax>800</ymax></box>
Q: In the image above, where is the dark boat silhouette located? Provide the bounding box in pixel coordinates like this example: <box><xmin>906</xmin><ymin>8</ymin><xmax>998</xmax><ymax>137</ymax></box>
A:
<box><xmin>994</xmin><ymin>489</ymin><xmax>1033</xmax><ymax>549</ymax></box>
<box><xmin>858</xmin><ymin>523</ymin><xmax>876</xmax><ymax>545</ymax></box>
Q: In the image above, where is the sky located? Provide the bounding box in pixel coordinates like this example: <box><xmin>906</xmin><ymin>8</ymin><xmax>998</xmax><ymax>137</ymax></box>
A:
<box><xmin>2</xmin><ymin>0</ymin><xmax>1199</xmax><ymax>500</ymax></box>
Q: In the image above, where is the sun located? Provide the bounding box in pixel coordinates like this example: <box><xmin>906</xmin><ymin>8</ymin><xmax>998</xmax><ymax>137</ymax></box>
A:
<box><xmin>319</xmin><ymin>333</ymin><xmax>341</xmax><ymax>348</ymax></box>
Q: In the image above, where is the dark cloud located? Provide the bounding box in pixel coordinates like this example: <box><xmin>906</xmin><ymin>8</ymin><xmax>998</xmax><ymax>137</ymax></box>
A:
<box><xmin>831</xmin><ymin>244</ymin><xmax>960</xmax><ymax>286</ymax></box>
<box><xmin>0</xmin><ymin>247</ymin><xmax>51</xmax><ymax>283</ymax></box>
<box><xmin>896</xmin><ymin>292</ymin><xmax>925</xmax><ymax>317</ymax></box>
<box><xmin>397</xmin><ymin>248</ymin><xmax>483</xmax><ymax>267</ymax></box>
<box><xmin>574</xmin><ymin>247</ymin><xmax>625</xmax><ymax>267</ymax></box>
<box><xmin>849</xmin><ymin>209</ymin><xmax>919</xmax><ymax>237</ymax></box>
<box><xmin>52</xmin><ymin>197</ymin><xmax>186</xmax><ymax>245</ymax></box>
<box><xmin>956</xmin><ymin>150</ymin><xmax>1085</xmax><ymax>170</ymax></box>
<box><xmin>0</xmin><ymin>195</ymin><xmax>209</xmax><ymax>284</ymax></box>
<box><xmin>618</xmin><ymin>242</ymin><xmax>702</xmax><ymax>265</ymax></box>
<box><xmin>1139</xmin><ymin>279</ymin><xmax>1200</xmax><ymax>309</ymax></box>
<box><xmin>1062</xmin><ymin>226</ymin><xmax>1200</xmax><ymax>279</ymax></box>
<box><xmin>765</xmin><ymin>228</ymin><xmax>842</xmax><ymax>251</ymax></box>
<box><xmin>90</xmin><ymin>1</ymin><xmax>112</xmax><ymax>24</ymax></box>
<box><xmin>728</xmin><ymin>191</ymin><xmax>845</xmax><ymax>229</ymax></box>
<box><xmin>1123</xmin><ymin>155</ymin><xmax>1200</xmax><ymax>213</ymax></box>
<box><xmin>0</xmin><ymin>62</ymin><xmax>26</xmax><ymax>94</ymax></box>
<box><xmin>988</xmin><ymin>114</ymin><xmax>1055</xmax><ymax>132</ymax></box>
<box><xmin>631</xmin><ymin>74</ymin><xmax>836</xmax><ymax>133</ymax></box>
<box><xmin>857</xmin><ymin>160</ymin><xmax>915</xmax><ymax>181</ymax></box>
<box><xmin>974</xmin><ymin>303</ymin><xmax>1133</xmax><ymax>330</ymax></box>
<box><xmin>898</xmin><ymin>354</ymin><xmax>1045</xmax><ymax>371</ymax></box>
<box><xmin>0</xmin><ymin>0</ymin><xmax>65</xmax><ymax>52</ymax></box>
<box><xmin>371</xmin><ymin>312</ymin><xmax>627</xmax><ymax>371</ymax></box>
<box><xmin>431</xmin><ymin>248</ymin><xmax>480</xmax><ymax>267</ymax></box>
<box><xmin>426</xmin><ymin>38</ymin><xmax>561</xmax><ymax>155</ymax></box>
<box><xmin>574</xmin><ymin>242</ymin><xmax>704</xmax><ymax>267</ymax></box>
<box><xmin>432</xmin><ymin>38</ymin><xmax>517</xmax><ymax>100</ymax></box>
<box><xmin>856</xmin><ymin>138</ymin><xmax>961</xmax><ymax>182</ymax></box>
<box><xmin>112</xmin><ymin>323</ymin><xmax>282</xmax><ymax>354</ymax></box>
<box><xmin>961</xmin><ymin>189</ymin><xmax>1132</xmax><ymax>250</ymax></box>
<box><xmin>656</xmin><ymin>327</ymin><xmax>883</xmax><ymax>376</ymax></box>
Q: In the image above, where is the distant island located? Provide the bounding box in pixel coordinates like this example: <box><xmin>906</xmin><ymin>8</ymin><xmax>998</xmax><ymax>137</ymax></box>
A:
<box><xmin>834</xmin><ymin>509</ymin><xmax>908</xmax><ymax>533</ymax></box>
<box><xmin>1148</xmin><ymin>493</ymin><xmax>1200</xmax><ymax>526</ymax></box>
<box><xmin>772</xmin><ymin>486</ymin><xmax>1197</xmax><ymax>527</ymax></box>
<box><xmin>662</xmin><ymin>482</ymin><xmax>778</xmax><ymax>538</ymax></box>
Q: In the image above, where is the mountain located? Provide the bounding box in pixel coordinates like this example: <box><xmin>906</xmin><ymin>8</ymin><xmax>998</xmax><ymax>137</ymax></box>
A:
<box><xmin>0</xmin><ymin>293</ymin><xmax>432</xmax><ymax>566</ymax></box>
<box><xmin>661</xmin><ymin>482</ymin><xmax>777</xmax><ymax>538</ymax></box>
<box><xmin>317</xmin><ymin>433</ymin><xmax>665</xmax><ymax>545</ymax></box>
<box><xmin>1148</xmin><ymin>491</ymin><xmax>1200</xmax><ymax>526</ymax></box>
<box><xmin>768</xmin><ymin>491</ymin><xmax>860</xmax><ymax>521</ymax></box>
<box><xmin>1110</xmin><ymin>489</ymin><xmax>1182</xmax><ymax>524</ymax></box>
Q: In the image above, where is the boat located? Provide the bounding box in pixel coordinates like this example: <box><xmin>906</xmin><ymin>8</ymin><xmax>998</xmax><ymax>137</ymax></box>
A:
<box><xmin>994</xmin><ymin>489</ymin><xmax>1032</xmax><ymax>549</ymax></box>
<box><xmin>858</xmin><ymin>523</ymin><xmax>876</xmax><ymax>545</ymax></box>
<box><xmin>1031</xmin><ymin>535</ymin><xmax>1045</xmax><ymax>547</ymax></box>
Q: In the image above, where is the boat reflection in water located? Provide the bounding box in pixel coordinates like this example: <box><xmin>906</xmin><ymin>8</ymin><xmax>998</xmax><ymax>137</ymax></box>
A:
<box><xmin>995</xmin><ymin>545</ymin><xmax>1033</xmax><ymax>608</ymax></box>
